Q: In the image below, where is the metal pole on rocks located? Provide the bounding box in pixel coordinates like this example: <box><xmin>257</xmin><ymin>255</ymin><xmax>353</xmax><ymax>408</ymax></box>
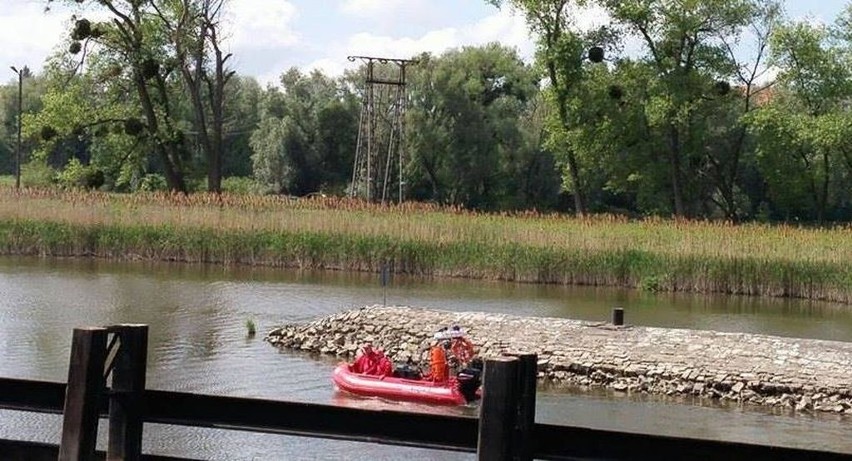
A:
<box><xmin>612</xmin><ymin>307</ymin><xmax>624</xmax><ymax>326</ymax></box>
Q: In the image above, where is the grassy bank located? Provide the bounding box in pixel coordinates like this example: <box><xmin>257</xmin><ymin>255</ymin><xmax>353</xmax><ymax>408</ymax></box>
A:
<box><xmin>0</xmin><ymin>187</ymin><xmax>849</xmax><ymax>304</ymax></box>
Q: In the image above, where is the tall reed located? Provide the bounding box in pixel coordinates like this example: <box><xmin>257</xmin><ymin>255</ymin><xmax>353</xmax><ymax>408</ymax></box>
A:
<box><xmin>0</xmin><ymin>187</ymin><xmax>849</xmax><ymax>304</ymax></box>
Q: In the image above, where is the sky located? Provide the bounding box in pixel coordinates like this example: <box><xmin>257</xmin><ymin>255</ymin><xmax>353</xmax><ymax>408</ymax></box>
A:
<box><xmin>1</xmin><ymin>0</ymin><xmax>849</xmax><ymax>87</ymax></box>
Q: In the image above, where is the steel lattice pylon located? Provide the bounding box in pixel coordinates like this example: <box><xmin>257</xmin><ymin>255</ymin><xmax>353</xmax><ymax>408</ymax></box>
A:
<box><xmin>348</xmin><ymin>56</ymin><xmax>416</xmax><ymax>204</ymax></box>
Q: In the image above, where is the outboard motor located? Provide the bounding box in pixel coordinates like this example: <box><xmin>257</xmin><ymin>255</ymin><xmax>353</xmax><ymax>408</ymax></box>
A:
<box><xmin>456</xmin><ymin>358</ymin><xmax>484</xmax><ymax>403</ymax></box>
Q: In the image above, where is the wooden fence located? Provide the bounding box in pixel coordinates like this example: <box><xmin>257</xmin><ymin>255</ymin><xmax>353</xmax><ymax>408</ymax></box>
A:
<box><xmin>0</xmin><ymin>325</ymin><xmax>849</xmax><ymax>461</ymax></box>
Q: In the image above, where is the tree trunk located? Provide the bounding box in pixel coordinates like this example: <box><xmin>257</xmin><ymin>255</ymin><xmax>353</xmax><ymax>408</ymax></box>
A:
<box><xmin>207</xmin><ymin>34</ymin><xmax>228</xmax><ymax>194</ymax></box>
<box><xmin>135</xmin><ymin>73</ymin><xmax>186</xmax><ymax>193</ymax></box>
<box><xmin>818</xmin><ymin>150</ymin><xmax>830</xmax><ymax>223</ymax></box>
<box><xmin>563</xmin><ymin>151</ymin><xmax>586</xmax><ymax>215</ymax></box>
<box><xmin>548</xmin><ymin>62</ymin><xmax>586</xmax><ymax>216</ymax></box>
<box><xmin>668</xmin><ymin>124</ymin><xmax>686</xmax><ymax>217</ymax></box>
<box><xmin>174</xmin><ymin>0</ymin><xmax>227</xmax><ymax>194</ymax></box>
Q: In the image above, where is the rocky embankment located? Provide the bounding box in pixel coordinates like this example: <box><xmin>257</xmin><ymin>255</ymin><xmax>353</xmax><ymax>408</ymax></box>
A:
<box><xmin>265</xmin><ymin>305</ymin><xmax>852</xmax><ymax>414</ymax></box>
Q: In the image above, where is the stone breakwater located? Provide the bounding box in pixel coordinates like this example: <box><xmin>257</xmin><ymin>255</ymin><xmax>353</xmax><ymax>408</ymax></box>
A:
<box><xmin>265</xmin><ymin>305</ymin><xmax>852</xmax><ymax>414</ymax></box>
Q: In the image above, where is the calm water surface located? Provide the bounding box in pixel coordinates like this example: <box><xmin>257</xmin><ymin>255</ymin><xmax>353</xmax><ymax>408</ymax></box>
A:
<box><xmin>0</xmin><ymin>256</ymin><xmax>849</xmax><ymax>459</ymax></box>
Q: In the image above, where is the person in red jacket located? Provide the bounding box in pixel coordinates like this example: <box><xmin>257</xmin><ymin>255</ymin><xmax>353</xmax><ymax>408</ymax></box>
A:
<box><xmin>353</xmin><ymin>344</ymin><xmax>377</xmax><ymax>374</ymax></box>
<box><xmin>374</xmin><ymin>348</ymin><xmax>393</xmax><ymax>376</ymax></box>
<box><xmin>353</xmin><ymin>343</ymin><xmax>393</xmax><ymax>376</ymax></box>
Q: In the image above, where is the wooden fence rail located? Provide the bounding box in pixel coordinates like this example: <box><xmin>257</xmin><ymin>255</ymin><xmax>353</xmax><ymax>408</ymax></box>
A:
<box><xmin>0</xmin><ymin>377</ymin><xmax>849</xmax><ymax>461</ymax></box>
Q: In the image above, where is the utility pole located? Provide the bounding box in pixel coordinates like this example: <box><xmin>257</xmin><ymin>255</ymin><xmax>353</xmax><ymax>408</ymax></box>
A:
<box><xmin>10</xmin><ymin>66</ymin><xmax>24</xmax><ymax>190</ymax></box>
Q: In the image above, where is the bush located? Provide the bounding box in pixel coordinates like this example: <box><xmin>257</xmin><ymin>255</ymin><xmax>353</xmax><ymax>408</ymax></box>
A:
<box><xmin>21</xmin><ymin>160</ymin><xmax>57</xmax><ymax>187</ymax></box>
<box><xmin>186</xmin><ymin>177</ymin><xmax>206</xmax><ymax>193</ymax></box>
<box><xmin>222</xmin><ymin>177</ymin><xmax>265</xmax><ymax>195</ymax></box>
<box><xmin>639</xmin><ymin>274</ymin><xmax>666</xmax><ymax>293</ymax></box>
<box><xmin>138</xmin><ymin>174</ymin><xmax>167</xmax><ymax>192</ymax></box>
<box><xmin>56</xmin><ymin>158</ymin><xmax>105</xmax><ymax>190</ymax></box>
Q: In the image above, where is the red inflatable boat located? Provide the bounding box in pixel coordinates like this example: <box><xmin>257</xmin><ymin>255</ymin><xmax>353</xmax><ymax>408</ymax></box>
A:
<box><xmin>332</xmin><ymin>363</ymin><xmax>478</xmax><ymax>406</ymax></box>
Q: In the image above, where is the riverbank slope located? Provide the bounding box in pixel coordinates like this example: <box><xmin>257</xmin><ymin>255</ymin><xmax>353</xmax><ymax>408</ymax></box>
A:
<box><xmin>266</xmin><ymin>305</ymin><xmax>852</xmax><ymax>415</ymax></box>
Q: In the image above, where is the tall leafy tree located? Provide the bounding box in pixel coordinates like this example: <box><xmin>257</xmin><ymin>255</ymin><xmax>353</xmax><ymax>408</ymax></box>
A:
<box><xmin>488</xmin><ymin>0</ymin><xmax>609</xmax><ymax>215</ymax></box>
<box><xmin>705</xmin><ymin>1</ymin><xmax>781</xmax><ymax>219</ymax></box>
<box><xmin>220</xmin><ymin>76</ymin><xmax>262</xmax><ymax>177</ymax></box>
<box><xmin>747</xmin><ymin>17</ymin><xmax>852</xmax><ymax>222</ymax></box>
<box><xmin>23</xmin><ymin>61</ymin><xmax>144</xmax><ymax>189</ymax></box>
<box><xmin>601</xmin><ymin>0</ymin><xmax>758</xmax><ymax>217</ymax></box>
<box><xmin>250</xmin><ymin>69</ymin><xmax>358</xmax><ymax>195</ymax></box>
<box><xmin>45</xmin><ymin>0</ymin><xmax>239</xmax><ymax>193</ymax></box>
<box><xmin>406</xmin><ymin>44</ymin><xmax>543</xmax><ymax>209</ymax></box>
<box><xmin>504</xmin><ymin>94</ymin><xmax>563</xmax><ymax>210</ymax></box>
<box><xmin>47</xmin><ymin>0</ymin><xmax>191</xmax><ymax>192</ymax></box>
<box><xmin>154</xmin><ymin>0</ymin><xmax>234</xmax><ymax>193</ymax></box>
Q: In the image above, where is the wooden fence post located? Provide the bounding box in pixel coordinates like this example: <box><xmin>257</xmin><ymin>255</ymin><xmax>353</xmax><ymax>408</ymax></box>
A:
<box><xmin>477</xmin><ymin>356</ymin><xmax>519</xmax><ymax>461</ymax></box>
<box><xmin>512</xmin><ymin>354</ymin><xmax>538</xmax><ymax>461</ymax></box>
<box><xmin>107</xmin><ymin>325</ymin><xmax>149</xmax><ymax>461</ymax></box>
<box><xmin>59</xmin><ymin>327</ymin><xmax>108</xmax><ymax>461</ymax></box>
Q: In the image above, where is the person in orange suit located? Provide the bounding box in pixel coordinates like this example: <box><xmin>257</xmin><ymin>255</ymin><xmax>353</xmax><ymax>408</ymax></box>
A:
<box><xmin>430</xmin><ymin>340</ymin><xmax>450</xmax><ymax>382</ymax></box>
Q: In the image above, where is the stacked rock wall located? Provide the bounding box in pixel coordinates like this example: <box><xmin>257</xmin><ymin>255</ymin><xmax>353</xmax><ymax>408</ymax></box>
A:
<box><xmin>266</xmin><ymin>305</ymin><xmax>852</xmax><ymax>414</ymax></box>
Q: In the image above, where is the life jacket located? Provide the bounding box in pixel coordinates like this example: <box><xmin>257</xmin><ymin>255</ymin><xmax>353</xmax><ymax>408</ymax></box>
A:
<box><xmin>430</xmin><ymin>345</ymin><xmax>448</xmax><ymax>382</ymax></box>
<box><xmin>353</xmin><ymin>347</ymin><xmax>376</xmax><ymax>374</ymax></box>
<box><xmin>352</xmin><ymin>353</ymin><xmax>369</xmax><ymax>373</ymax></box>
<box><xmin>451</xmin><ymin>337</ymin><xmax>475</xmax><ymax>365</ymax></box>
<box><xmin>353</xmin><ymin>348</ymin><xmax>393</xmax><ymax>377</ymax></box>
<box><xmin>375</xmin><ymin>353</ymin><xmax>393</xmax><ymax>376</ymax></box>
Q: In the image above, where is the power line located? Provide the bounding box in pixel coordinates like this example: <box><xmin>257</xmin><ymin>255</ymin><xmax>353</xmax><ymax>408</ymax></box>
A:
<box><xmin>348</xmin><ymin>56</ymin><xmax>417</xmax><ymax>204</ymax></box>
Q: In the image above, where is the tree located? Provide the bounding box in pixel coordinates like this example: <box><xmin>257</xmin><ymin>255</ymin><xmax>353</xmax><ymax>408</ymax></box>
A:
<box><xmin>601</xmin><ymin>0</ymin><xmax>759</xmax><ymax>217</ymax></box>
<box><xmin>46</xmin><ymin>0</ymin><xmax>241</xmax><ymax>193</ymax></box>
<box><xmin>250</xmin><ymin>116</ymin><xmax>292</xmax><ymax>194</ymax></box>
<box><xmin>220</xmin><ymin>76</ymin><xmax>262</xmax><ymax>177</ymax></box>
<box><xmin>250</xmin><ymin>69</ymin><xmax>358</xmax><ymax>195</ymax></box>
<box><xmin>154</xmin><ymin>0</ymin><xmax>235</xmax><ymax>193</ymax></box>
<box><xmin>746</xmin><ymin>17</ymin><xmax>852</xmax><ymax>222</ymax></box>
<box><xmin>488</xmin><ymin>0</ymin><xmax>608</xmax><ymax>215</ymax></box>
<box><xmin>503</xmin><ymin>94</ymin><xmax>563</xmax><ymax>210</ymax></box>
<box><xmin>47</xmin><ymin>0</ymin><xmax>192</xmax><ymax>192</ymax></box>
<box><xmin>22</xmin><ymin>69</ymin><xmax>143</xmax><ymax>189</ymax></box>
<box><xmin>406</xmin><ymin>44</ymin><xmax>544</xmax><ymax>209</ymax></box>
<box><xmin>705</xmin><ymin>1</ymin><xmax>781</xmax><ymax>219</ymax></box>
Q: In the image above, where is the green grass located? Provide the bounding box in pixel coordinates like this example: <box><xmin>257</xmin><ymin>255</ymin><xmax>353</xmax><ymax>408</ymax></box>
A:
<box><xmin>0</xmin><ymin>186</ymin><xmax>849</xmax><ymax>304</ymax></box>
<box><xmin>246</xmin><ymin>318</ymin><xmax>257</xmax><ymax>337</ymax></box>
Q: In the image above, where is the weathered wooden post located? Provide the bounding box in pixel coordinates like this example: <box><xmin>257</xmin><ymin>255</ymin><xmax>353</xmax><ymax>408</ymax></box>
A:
<box><xmin>59</xmin><ymin>327</ymin><xmax>108</xmax><ymax>461</ymax></box>
<box><xmin>512</xmin><ymin>354</ymin><xmax>538</xmax><ymax>461</ymax></box>
<box><xmin>477</xmin><ymin>356</ymin><xmax>519</xmax><ymax>461</ymax></box>
<box><xmin>612</xmin><ymin>307</ymin><xmax>624</xmax><ymax>326</ymax></box>
<box><xmin>107</xmin><ymin>325</ymin><xmax>149</xmax><ymax>461</ymax></box>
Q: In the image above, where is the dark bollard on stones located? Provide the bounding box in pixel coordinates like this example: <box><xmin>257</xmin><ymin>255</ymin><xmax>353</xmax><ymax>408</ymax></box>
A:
<box><xmin>612</xmin><ymin>307</ymin><xmax>624</xmax><ymax>326</ymax></box>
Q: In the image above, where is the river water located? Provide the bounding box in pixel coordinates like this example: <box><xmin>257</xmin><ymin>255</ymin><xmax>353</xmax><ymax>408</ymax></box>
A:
<box><xmin>0</xmin><ymin>256</ymin><xmax>849</xmax><ymax>459</ymax></box>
